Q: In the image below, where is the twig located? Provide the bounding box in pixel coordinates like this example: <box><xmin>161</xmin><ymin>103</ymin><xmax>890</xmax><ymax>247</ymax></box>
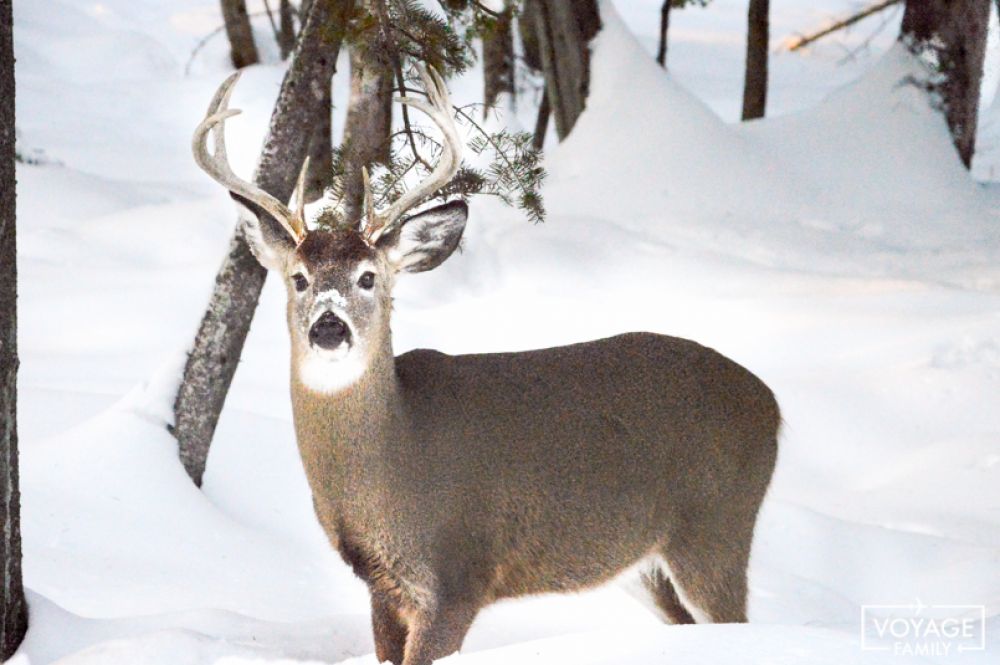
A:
<box><xmin>453</xmin><ymin>104</ymin><xmax>535</xmax><ymax>203</ymax></box>
<box><xmin>469</xmin><ymin>0</ymin><xmax>502</xmax><ymax>19</ymax></box>
<box><xmin>783</xmin><ymin>0</ymin><xmax>901</xmax><ymax>52</ymax></box>
<box><xmin>836</xmin><ymin>2</ymin><xmax>902</xmax><ymax>64</ymax></box>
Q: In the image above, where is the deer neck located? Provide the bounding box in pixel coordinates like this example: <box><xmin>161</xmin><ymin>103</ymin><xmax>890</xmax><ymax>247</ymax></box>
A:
<box><xmin>289</xmin><ymin>334</ymin><xmax>401</xmax><ymax>500</ymax></box>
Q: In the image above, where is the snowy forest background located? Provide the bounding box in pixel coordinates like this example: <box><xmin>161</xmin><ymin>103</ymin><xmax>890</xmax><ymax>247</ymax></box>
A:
<box><xmin>3</xmin><ymin>0</ymin><xmax>1000</xmax><ymax>662</ymax></box>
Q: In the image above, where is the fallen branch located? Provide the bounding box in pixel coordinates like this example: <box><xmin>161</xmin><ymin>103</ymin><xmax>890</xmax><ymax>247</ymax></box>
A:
<box><xmin>784</xmin><ymin>0</ymin><xmax>901</xmax><ymax>52</ymax></box>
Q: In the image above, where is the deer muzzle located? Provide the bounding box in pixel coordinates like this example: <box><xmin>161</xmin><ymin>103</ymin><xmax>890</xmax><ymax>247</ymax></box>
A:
<box><xmin>309</xmin><ymin>310</ymin><xmax>351</xmax><ymax>351</ymax></box>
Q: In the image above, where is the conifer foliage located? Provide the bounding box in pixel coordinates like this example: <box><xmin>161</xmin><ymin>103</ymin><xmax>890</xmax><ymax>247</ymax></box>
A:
<box><xmin>320</xmin><ymin>0</ymin><xmax>547</xmax><ymax>228</ymax></box>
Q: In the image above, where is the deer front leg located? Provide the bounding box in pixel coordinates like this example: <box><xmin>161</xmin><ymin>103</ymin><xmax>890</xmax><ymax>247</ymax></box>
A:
<box><xmin>402</xmin><ymin>601</ymin><xmax>479</xmax><ymax>665</ymax></box>
<box><xmin>371</xmin><ymin>590</ymin><xmax>408</xmax><ymax>664</ymax></box>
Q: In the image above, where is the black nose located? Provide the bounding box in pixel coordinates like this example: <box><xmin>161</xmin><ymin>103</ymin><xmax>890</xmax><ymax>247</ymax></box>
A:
<box><xmin>309</xmin><ymin>311</ymin><xmax>351</xmax><ymax>350</ymax></box>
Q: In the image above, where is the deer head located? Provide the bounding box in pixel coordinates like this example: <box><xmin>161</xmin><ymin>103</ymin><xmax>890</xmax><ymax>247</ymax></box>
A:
<box><xmin>193</xmin><ymin>66</ymin><xmax>468</xmax><ymax>393</ymax></box>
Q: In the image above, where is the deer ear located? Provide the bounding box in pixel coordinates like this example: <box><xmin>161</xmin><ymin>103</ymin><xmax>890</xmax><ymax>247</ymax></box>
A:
<box><xmin>231</xmin><ymin>192</ymin><xmax>296</xmax><ymax>271</ymax></box>
<box><xmin>377</xmin><ymin>200</ymin><xmax>468</xmax><ymax>273</ymax></box>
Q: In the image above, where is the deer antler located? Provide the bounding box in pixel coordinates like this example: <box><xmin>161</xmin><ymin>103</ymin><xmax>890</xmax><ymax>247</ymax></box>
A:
<box><xmin>192</xmin><ymin>71</ymin><xmax>307</xmax><ymax>244</ymax></box>
<box><xmin>361</xmin><ymin>65</ymin><xmax>463</xmax><ymax>244</ymax></box>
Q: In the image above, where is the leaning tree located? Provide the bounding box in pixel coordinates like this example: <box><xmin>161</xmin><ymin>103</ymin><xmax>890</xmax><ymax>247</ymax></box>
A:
<box><xmin>174</xmin><ymin>0</ymin><xmax>547</xmax><ymax>484</ymax></box>
<box><xmin>174</xmin><ymin>0</ymin><xmax>353</xmax><ymax>484</ymax></box>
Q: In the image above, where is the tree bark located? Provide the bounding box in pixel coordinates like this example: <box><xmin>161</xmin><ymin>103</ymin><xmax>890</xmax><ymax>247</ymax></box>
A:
<box><xmin>519</xmin><ymin>0</ymin><xmax>542</xmax><ymax>72</ymax></box>
<box><xmin>527</xmin><ymin>0</ymin><xmax>601</xmax><ymax>141</ymax></box>
<box><xmin>741</xmin><ymin>0</ymin><xmax>769</xmax><ymax>120</ymax></box>
<box><xmin>533</xmin><ymin>89</ymin><xmax>550</xmax><ymax>151</ymax></box>
<box><xmin>0</xmin><ymin>0</ymin><xmax>28</xmax><ymax>657</ymax></box>
<box><xmin>173</xmin><ymin>0</ymin><xmax>354</xmax><ymax>486</ymax></box>
<box><xmin>220</xmin><ymin>0</ymin><xmax>260</xmax><ymax>69</ymax></box>
<box><xmin>656</xmin><ymin>0</ymin><xmax>671</xmax><ymax>68</ymax></box>
<box><xmin>483</xmin><ymin>4</ymin><xmax>515</xmax><ymax>114</ymax></box>
<box><xmin>900</xmin><ymin>0</ymin><xmax>991</xmax><ymax>168</ymax></box>
<box><xmin>340</xmin><ymin>43</ymin><xmax>392</xmax><ymax>224</ymax></box>
<box><xmin>279</xmin><ymin>0</ymin><xmax>297</xmax><ymax>59</ymax></box>
<box><xmin>303</xmin><ymin>79</ymin><xmax>334</xmax><ymax>202</ymax></box>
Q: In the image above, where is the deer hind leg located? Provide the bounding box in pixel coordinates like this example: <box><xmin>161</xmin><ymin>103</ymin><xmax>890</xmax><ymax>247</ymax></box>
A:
<box><xmin>371</xmin><ymin>590</ymin><xmax>408</xmax><ymax>664</ymax></box>
<box><xmin>402</xmin><ymin>600</ymin><xmax>479</xmax><ymax>665</ymax></box>
<box><xmin>640</xmin><ymin>564</ymin><xmax>696</xmax><ymax>624</ymax></box>
<box><xmin>655</xmin><ymin>531</ymin><xmax>752</xmax><ymax>624</ymax></box>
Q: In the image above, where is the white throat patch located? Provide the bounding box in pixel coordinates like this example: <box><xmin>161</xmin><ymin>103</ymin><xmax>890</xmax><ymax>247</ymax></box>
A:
<box><xmin>297</xmin><ymin>344</ymin><xmax>367</xmax><ymax>394</ymax></box>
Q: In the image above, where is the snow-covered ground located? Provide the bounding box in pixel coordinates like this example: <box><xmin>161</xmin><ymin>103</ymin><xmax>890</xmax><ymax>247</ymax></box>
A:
<box><xmin>10</xmin><ymin>1</ymin><xmax>1000</xmax><ymax>663</ymax></box>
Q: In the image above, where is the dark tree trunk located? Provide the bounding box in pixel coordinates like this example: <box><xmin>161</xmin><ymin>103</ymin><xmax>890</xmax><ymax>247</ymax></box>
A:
<box><xmin>900</xmin><ymin>0</ymin><xmax>991</xmax><ymax>168</ymax></box>
<box><xmin>340</xmin><ymin>44</ymin><xmax>392</xmax><ymax>224</ymax></box>
<box><xmin>533</xmin><ymin>89</ymin><xmax>550</xmax><ymax>151</ymax></box>
<box><xmin>483</xmin><ymin>4</ymin><xmax>515</xmax><ymax>114</ymax></box>
<box><xmin>519</xmin><ymin>0</ymin><xmax>542</xmax><ymax>72</ymax></box>
<box><xmin>0</xmin><ymin>0</ymin><xmax>28</xmax><ymax>657</ymax></box>
<box><xmin>741</xmin><ymin>0</ymin><xmax>769</xmax><ymax>120</ymax></box>
<box><xmin>656</xmin><ymin>0</ymin><xmax>671</xmax><ymax>68</ymax></box>
<box><xmin>173</xmin><ymin>0</ymin><xmax>354</xmax><ymax>486</ymax></box>
<box><xmin>527</xmin><ymin>0</ymin><xmax>601</xmax><ymax>141</ymax></box>
<box><xmin>221</xmin><ymin>0</ymin><xmax>260</xmax><ymax>68</ymax></box>
<box><xmin>279</xmin><ymin>0</ymin><xmax>297</xmax><ymax>59</ymax></box>
<box><xmin>518</xmin><ymin>1</ymin><xmax>548</xmax><ymax>148</ymax></box>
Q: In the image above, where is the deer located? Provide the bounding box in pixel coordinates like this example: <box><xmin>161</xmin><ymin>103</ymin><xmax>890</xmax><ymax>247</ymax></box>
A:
<box><xmin>193</xmin><ymin>66</ymin><xmax>779</xmax><ymax>665</ymax></box>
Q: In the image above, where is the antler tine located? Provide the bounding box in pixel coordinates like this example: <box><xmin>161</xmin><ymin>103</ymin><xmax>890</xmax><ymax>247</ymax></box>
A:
<box><xmin>192</xmin><ymin>72</ymin><xmax>305</xmax><ymax>243</ymax></box>
<box><xmin>365</xmin><ymin>64</ymin><xmax>463</xmax><ymax>243</ymax></box>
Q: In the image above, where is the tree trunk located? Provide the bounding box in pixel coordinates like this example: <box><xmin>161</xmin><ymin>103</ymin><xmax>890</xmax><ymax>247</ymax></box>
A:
<box><xmin>483</xmin><ymin>4</ymin><xmax>515</xmax><ymax>114</ymax></box>
<box><xmin>340</xmin><ymin>43</ymin><xmax>392</xmax><ymax>225</ymax></box>
<box><xmin>173</xmin><ymin>0</ymin><xmax>354</xmax><ymax>486</ymax></box>
<box><xmin>0</xmin><ymin>0</ymin><xmax>28</xmax><ymax>657</ymax></box>
<box><xmin>527</xmin><ymin>0</ymin><xmax>601</xmax><ymax>141</ymax></box>
<box><xmin>279</xmin><ymin>0</ymin><xmax>297</xmax><ymax>59</ymax></box>
<box><xmin>900</xmin><ymin>0</ymin><xmax>991</xmax><ymax>168</ymax></box>
<box><xmin>519</xmin><ymin>0</ymin><xmax>542</xmax><ymax>72</ymax></box>
<box><xmin>220</xmin><ymin>0</ymin><xmax>260</xmax><ymax>69</ymax></box>
<box><xmin>303</xmin><ymin>79</ymin><xmax>334</xmax><ymax>202</ymax></box>
<box><xmin>656</xmin><ymin>0</ymin><xmax>671</xmax><ymax>68</ymax></box>
<box><xmin>533</xmin><ymin>89</ymin><xmax>550</xmax><ymax>151</ymax></box>
<box><xmin>741</xmin><ymin>0</ymin><xmax>769</xmax><ymax>120</ymax></box>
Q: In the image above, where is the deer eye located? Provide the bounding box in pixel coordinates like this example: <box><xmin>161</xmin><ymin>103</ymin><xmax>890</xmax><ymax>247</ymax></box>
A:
<box><xmin>358</xmin><ymin>271</ymin><xmax>375</xmax><ymax>290</ymax></box>
<box><xmin>292</xmin><ymin>273</ymin><xmax>309</xmax><ymax>292</ymax></box>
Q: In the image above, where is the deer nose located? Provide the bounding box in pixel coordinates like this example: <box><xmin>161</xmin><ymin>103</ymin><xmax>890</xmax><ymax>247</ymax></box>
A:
<box><xmin>309</xmin><ymin>311</ymin><xmax>351</xmax><ymax>350</ymax></box>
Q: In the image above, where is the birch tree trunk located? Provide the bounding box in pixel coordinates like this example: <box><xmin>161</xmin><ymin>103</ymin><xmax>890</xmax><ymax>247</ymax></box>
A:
<box><xmin>221</xmin><ymin>0</ymin><xmax>260</xmax><ymax>68</ymax></box>
<box><xmin>527</xmin><ymin>0</ymin><xmax>601</xmax><ymax>141</ymax></box>
<box><xmin>900</xmin><ymin>0</ymin><xmax>991</xmax><ymax>168</ymax></box>
<box><xmin>0</xmin><ymin>0</ymin><xmax>28</xmax><ymax>656</ymax></box>
<box><xmin>173</xmin><ymin>0</ymin><xmax>354</xmax><ymax>486</ymax></box>
<box><xmin>741</xmin><ymin>0</ymin><xmax>769</xmax><ymax>120</ymax></box>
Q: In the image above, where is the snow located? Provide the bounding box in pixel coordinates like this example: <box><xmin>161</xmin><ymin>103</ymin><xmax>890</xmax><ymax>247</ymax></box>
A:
<box><xmin>10</xmin><ymin>0</ymin><xmax>1000</xmax><ymax>663</ymax></box>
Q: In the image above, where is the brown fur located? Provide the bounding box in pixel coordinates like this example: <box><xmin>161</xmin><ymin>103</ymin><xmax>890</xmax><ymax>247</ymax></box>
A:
<box><xmin>291</xmin><ymin>328</ymin><xmax>778</xmax><ymax>664</ymax></box>
<box><xmin>240</xmin><ymin>212</ymin><xmax>778</xmax><ymax>665</ymax></box>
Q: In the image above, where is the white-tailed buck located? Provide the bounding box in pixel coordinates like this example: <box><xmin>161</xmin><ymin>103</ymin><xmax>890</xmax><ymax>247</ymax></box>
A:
<box><xmin>194</xmin><ymin>66</ymin><xmax>779</xmax><ymax>665</ymax></box>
